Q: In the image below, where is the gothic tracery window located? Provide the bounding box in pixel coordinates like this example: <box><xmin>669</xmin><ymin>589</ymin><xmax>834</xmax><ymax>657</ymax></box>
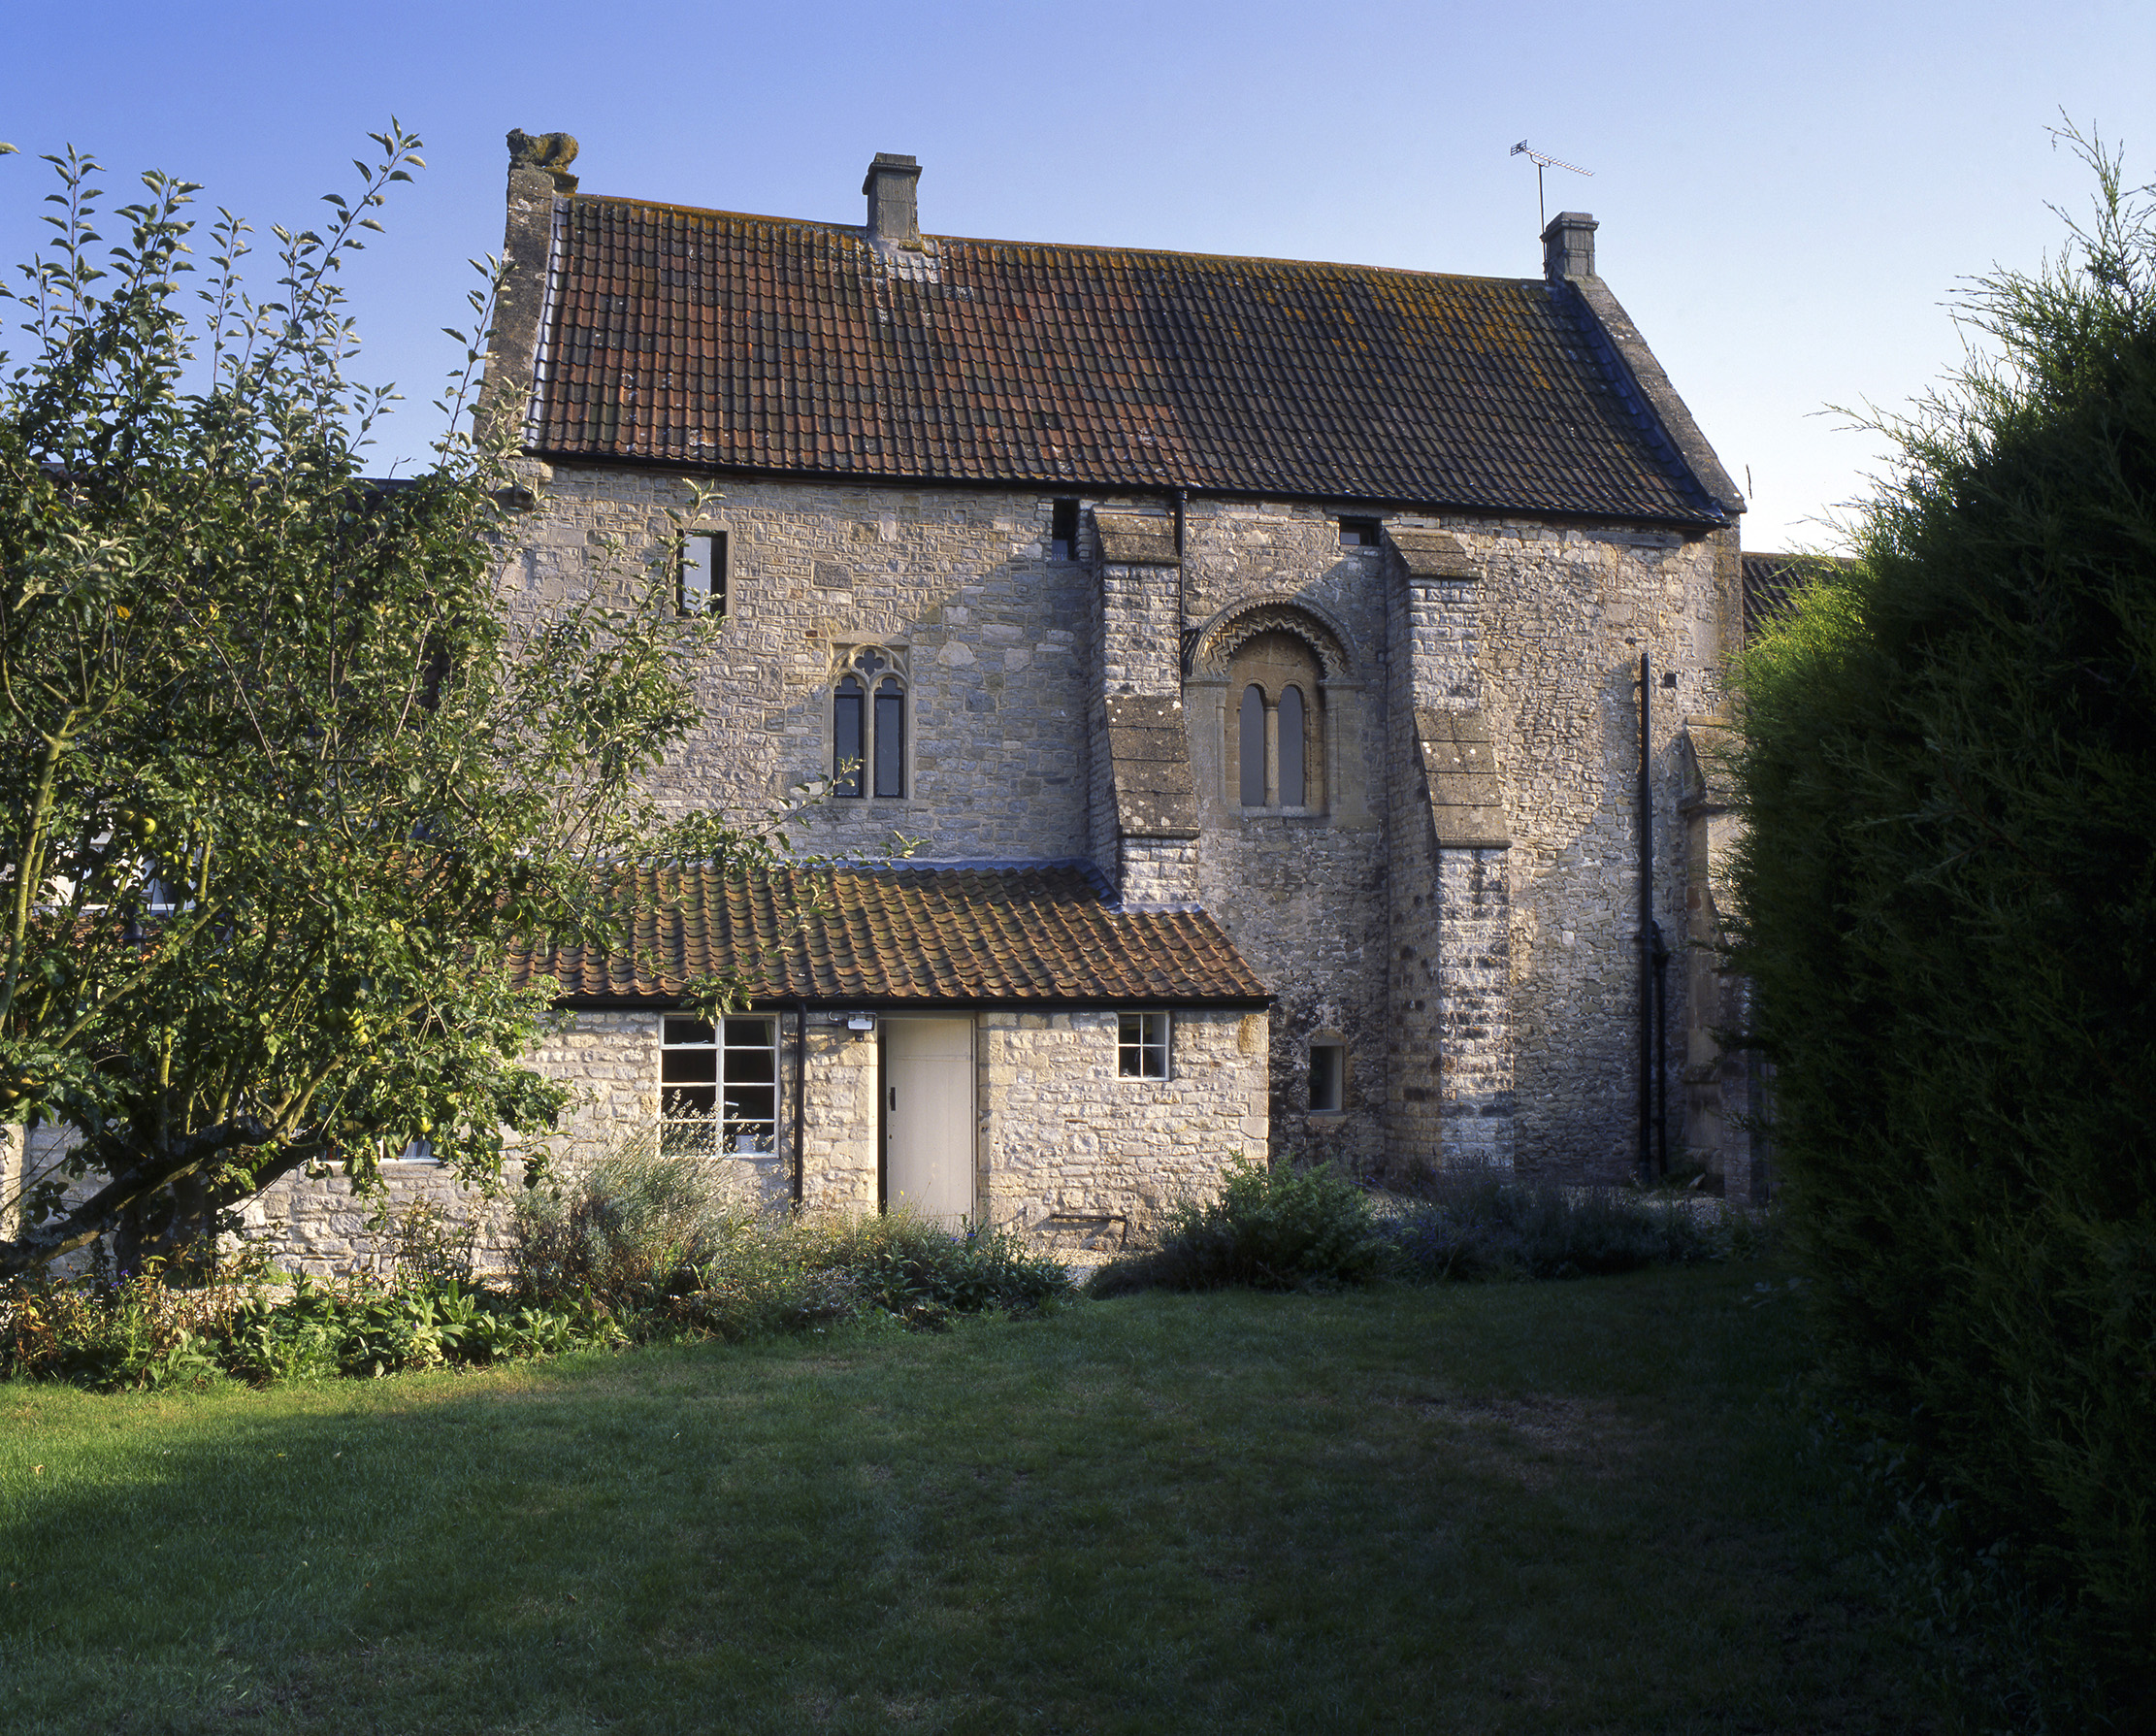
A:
<box><xmin>833</xmin><ymin>646</ymin><xmax>908</xmax><ymax>799</ymax></box>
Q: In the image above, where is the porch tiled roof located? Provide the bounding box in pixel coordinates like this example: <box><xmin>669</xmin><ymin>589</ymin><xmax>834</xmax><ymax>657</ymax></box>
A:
<box><xmin>527</xmin><ymin>194</ymin><xmax>1726</xmax><ymax>525</ymax></box>
<box><xmin>1742</xmin><ymin>552</ymin><xmax>1855</xmax><ymax>639</ymax></box>
<box><xmin>518</xmin><ymin>861</ymin><xmax>1268</xmax><ymax>1007</ymax></box>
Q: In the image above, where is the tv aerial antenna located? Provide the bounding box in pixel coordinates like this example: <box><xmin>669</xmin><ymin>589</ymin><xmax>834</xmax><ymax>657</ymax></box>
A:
<box><xmin>1511</xmin><ymin>142</ymin><xmax>1594</xmax><ymax>231</ymax></box>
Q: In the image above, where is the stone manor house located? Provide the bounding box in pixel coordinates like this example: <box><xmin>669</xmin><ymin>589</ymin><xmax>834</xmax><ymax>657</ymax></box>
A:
<box><xmin>233</xmin><ymin>134</ymin><xmax>1769</xmax><ymax>1266</ymax></box>
<box><xmin>403</xmin><ymin>128</ymin><xmax>1771</xmax><ymax>1260</ymax></box>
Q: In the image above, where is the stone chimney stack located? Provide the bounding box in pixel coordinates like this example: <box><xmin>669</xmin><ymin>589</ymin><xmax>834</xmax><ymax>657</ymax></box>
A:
<box><xmin>863</xmin><ymin>152</ymin><xmax>923</xmax><ymax>248</ymax></box>
<box><xmin>1541</xmin><ymin>211</ymin><xmax>1598</xmax><ymax>281</ymax></box>
<box><xmin>481</xmin><ymin>129</ymin><xmax>581</xmax><ymax>444</ymax></box>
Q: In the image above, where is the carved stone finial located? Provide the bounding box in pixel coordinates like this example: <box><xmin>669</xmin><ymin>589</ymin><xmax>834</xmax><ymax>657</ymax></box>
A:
<box><xmin>507</xmin><ymin>129</ymin><xmax>577</xmax><ymax>171</ymax></box>
<box><xmin>506</xmin><ymin>130</ymin><xmax>580</xmax><ymax>191</ymax></box>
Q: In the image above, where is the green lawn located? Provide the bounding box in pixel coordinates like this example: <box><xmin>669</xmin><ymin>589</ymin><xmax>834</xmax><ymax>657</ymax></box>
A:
<box><xmin>0</xmin><ymin>1265</ymin><xmax>1918</xmax><ymax>1734</ymax></box>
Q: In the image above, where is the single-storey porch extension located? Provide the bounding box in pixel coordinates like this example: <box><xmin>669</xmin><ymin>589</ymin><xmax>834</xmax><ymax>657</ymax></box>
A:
<box><xmin>521</xmin><ymin>859</ymin><xmax>1272</xmax><ymax>1255</ymax></box>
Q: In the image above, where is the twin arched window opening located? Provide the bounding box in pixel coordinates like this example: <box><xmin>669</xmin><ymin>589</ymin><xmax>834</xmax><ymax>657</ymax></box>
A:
<box><xmin>834</xmin><ymin>646</ymin><xmax>906</xmax><ymax>799</ymax></box>
<box><xmin>1238</xmin><ymin>683</ymin><xmax>1309</xmax><ymax>808</ymax></box>
<box><xmin>1227</xmin><ymin>629</ymin><xmax>1324</xmax><ymax>812</ymax></box>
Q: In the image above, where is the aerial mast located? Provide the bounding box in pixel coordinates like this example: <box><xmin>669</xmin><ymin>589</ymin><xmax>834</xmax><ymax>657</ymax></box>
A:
<box><xmin>1510</xmin><ymin>141</ymin><xmax>1594</xmax><ymax>231</ymax></box>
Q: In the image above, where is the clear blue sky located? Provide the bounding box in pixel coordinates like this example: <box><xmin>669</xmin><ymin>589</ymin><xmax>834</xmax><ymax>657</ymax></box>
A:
<box><xmin>4</xmin><ymin>0</ymin><xmax>2150</xmax><ymax>550</ymax></box>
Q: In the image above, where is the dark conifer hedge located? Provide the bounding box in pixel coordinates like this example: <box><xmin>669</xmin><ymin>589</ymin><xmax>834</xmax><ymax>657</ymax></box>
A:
<box><xmin>1732</xmin><ymin>139</ymin><xmax>2155</xmax><ymax>1718</ymax></box>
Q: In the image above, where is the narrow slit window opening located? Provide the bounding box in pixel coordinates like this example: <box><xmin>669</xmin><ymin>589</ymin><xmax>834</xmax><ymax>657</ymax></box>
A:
<box><xmin>1338</xmin><ymin>516</ymin><xmax>1382</xmax><ymax>549</ymax></box>
<box><xmin>1238</xmin><ymin>685</ymin><xmax>1267</xmax><ymax>808</ymax></box>
<box><xmin>873</xmin><ymin>677</ymin><xmax>906</xmax><ymax>798</ymax></box>
<box><xmin>678</xmin><ymin>530</ymin><xmax>727</xmax><ymax>616</ymax></box>
<box><xmin>833</xmin><ymin>675</ymin><xmax>866</xmax><ymax>797</ymax></box>
<box><xmin>1278</xmin><ymin>685</ymin><xmax>1306</xmax><ymax>808</ymax></box>
<box><xmin>1309</xmin><ymin>1040</ymin><xmax>1346</xmax><ymax>1113</ymax></box>
<box><xmin>1118</xmin><ymin>1010</ymin><xmax>1170</xmax><ymax>1080</ymax></box>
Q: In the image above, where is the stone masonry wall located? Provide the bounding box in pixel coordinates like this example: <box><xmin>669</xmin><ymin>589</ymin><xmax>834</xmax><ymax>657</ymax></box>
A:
<box><xmin>502</xmin><ymin>465</ymin><xmax>1736</xmax><ymax>1189</ymax></box>
<box><xmin>506</xmin><ymin>467</ymin><xmax>1100</xmax><ymax>857</ymax></box>
<box><xmin>1466</xmin><ymin>517</ymin><xmax>1734</xmax><ymax>1180</ymax></box>
<box><xmin>979</xmin><ymin>1006</ymin><xmax>1267</xmax><ymax>1256</ymax></box>
<box><xmin>1435</xmin><ymin>849</ymin><xmax>1515</xmax><ymax>1165</ymax></box>
<box><xmin>800</xmin><ymin>1013</ymin><xmax>880</xmax><ymax>1213</ymax></box>
<box><xmin>1384</xmin><ymin>549</ymin><xmax>1513</xmax><ymax>1173</ymax></box>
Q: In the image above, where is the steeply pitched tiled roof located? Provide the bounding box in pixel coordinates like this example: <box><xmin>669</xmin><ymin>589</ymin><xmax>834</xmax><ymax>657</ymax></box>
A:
<box><xmin>527</xmin><ymin>195</ymin><xmax>1726</xmax><ymax>525</ymax></box>
<box><xmin>517</xmin><ymin>861</ymin><xmax>1268</xmax><ymax>1007</ymax></box>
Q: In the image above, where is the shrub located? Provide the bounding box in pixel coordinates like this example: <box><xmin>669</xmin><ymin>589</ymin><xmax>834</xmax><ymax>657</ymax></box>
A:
<box><xmin>509</xmin><ymin>1139</ymin><xmax>756</xmax><ymax>1319</ymax></box>
<box><xmin>1088</xmin><ymin>1156</ymin><xmax>1387</xmax><ymax>1296</ymax></box>
<box><xmin>819</xmin><ymin>1212</ymin><xmax>1072</xmax><ymax>1326</ymax></box>
<box><xmin>3</xmin><ymin>1155</ymin><xmax>1072</xmax><ymax>1388</ymax></box>
<box><xmin>515</xmin><ymin>1151</ymin><xmax>1071</xmax><ymax>1339</ymax></box>
<box><xmin>1386</xmin><ymin>1169</ymin><xmax>1724</xmax><ymax>1282</ymax></box>
<box><xmin>0</xmin><ymin>1264</ymin><xmax>233</xmax><ymax>1390</ymax></box>
<box><xmin>0</xmin><ymin>1262</ymin><xmax>619</xmax><ymax>1389</ymax></box>
<box><xmin>1730</xmin><ymin>132</ymin><xmax>2156</xmax><ymax>1719</ymax></box>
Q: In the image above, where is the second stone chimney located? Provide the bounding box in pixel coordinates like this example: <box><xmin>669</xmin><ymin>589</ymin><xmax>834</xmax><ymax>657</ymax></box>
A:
<box><xmin>863</xmin><ymin>152</ymin><xmax>923</xmax><ymax>248</ymax></box>
<box><xmin>1541</xmin><ymin>211</ymin><xmax>1598</xmax><ymax>281</ymax></box>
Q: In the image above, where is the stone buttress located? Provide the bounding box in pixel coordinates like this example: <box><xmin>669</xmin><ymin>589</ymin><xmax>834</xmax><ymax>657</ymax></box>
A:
<box><xmin>1386</xmin><ymin>527</ymin><xmax>1515</xmax><ymax>1170</ymax></box>
<box><xmin>1090</xmin><ymin>509</ymin><xmax>1200</xmax><ymax>908</ymax></box>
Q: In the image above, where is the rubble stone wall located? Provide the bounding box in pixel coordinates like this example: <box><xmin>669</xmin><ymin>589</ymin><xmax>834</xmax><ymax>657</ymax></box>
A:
<box><xmin>505</xmin><ymin>466</ymin><xmax>1103</xmax><ymax>857</ymax></box>
<box><xmin>979</xmin><ymin>1006</ymin><xmax>1268</xmax><ymax>1256</ymax></box>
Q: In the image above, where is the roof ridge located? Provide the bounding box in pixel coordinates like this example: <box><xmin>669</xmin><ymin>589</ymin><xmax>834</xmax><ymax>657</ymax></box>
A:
<box><xmin>565</xmin><ymin>190</ymin><xmax>1534</xmax><ymax>287</ymax></box>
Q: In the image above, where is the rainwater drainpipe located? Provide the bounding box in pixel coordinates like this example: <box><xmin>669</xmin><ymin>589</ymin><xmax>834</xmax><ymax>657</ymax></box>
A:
<box><xmin>1637</xmin><ymin>653</ymin><xmax>1669</xmax><ymax>1184</ymax></box>
<box><xmin>1173</xmin><ymin>488</ymin><xmax>1190</xmax><ymax>662</ymax></box>
<box><xmin>793</xmin><ymin>1000</ymin><xmax>808</xmax><ymax>1206</ymax></box>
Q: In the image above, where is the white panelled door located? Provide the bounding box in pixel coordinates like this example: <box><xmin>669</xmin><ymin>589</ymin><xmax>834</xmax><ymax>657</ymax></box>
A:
<box><xmin>882</xmin><ymin>1016</ymin><xmax>975</xmax><ymax>1224</ymax></box>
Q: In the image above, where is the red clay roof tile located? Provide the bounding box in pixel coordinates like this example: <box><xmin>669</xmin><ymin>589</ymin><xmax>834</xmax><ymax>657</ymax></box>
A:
<box><xmin>515</xmin><ymin>861</ymin><xmax>1268</xmax><ymax>1007</ymax></box>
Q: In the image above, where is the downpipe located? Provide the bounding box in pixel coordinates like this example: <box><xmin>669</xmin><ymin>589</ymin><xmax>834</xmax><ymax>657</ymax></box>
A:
<box><xmin>1637</xmin><ymin>654</ymin><xmax>1670</xmax><ymax>1184</ymax></box>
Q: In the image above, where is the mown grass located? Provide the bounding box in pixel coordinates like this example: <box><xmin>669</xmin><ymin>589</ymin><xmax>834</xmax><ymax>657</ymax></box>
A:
<box><xmin>0</xmin><ymin>1264</ymin><xmax>1917</xmax><ymax>1734</ymax></box>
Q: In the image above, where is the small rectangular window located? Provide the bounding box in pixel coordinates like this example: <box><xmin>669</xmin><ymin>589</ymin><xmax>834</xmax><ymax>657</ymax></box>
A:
<box><xmin>1310</xmin><ymin>1042</ymin><xmax>1346</xmax><ymax>1113</ymax></box>
<box><xmin>678</xmin><ymin>531</ymin><xmax>727</xmax><ymax>616</ymax></box>
<box><xmin>1050</xmin><ymin>499</ymin><xmax>1079</xmax><ymax>561</ymax></box>
<box><xmin>1118</xmin><ymin>1010</ymin><xmax>1170</xmax><ymax>1079</ymax></box>
<box><xmin>1338</xmin><ymin>517</ymin><xmax>1382</xmax><ymax>549</ymax></box>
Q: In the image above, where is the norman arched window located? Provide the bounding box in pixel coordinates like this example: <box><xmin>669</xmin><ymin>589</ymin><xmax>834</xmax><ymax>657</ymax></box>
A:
<box><xmin>1226</xmin><ymin>632</ymin><xmax>1323</xmax><ymax>812</ymax></box>
<box><xmin>833</xmin><ymin>646</ymin><xmax>908</xmax><ymax>799</ymax></box>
